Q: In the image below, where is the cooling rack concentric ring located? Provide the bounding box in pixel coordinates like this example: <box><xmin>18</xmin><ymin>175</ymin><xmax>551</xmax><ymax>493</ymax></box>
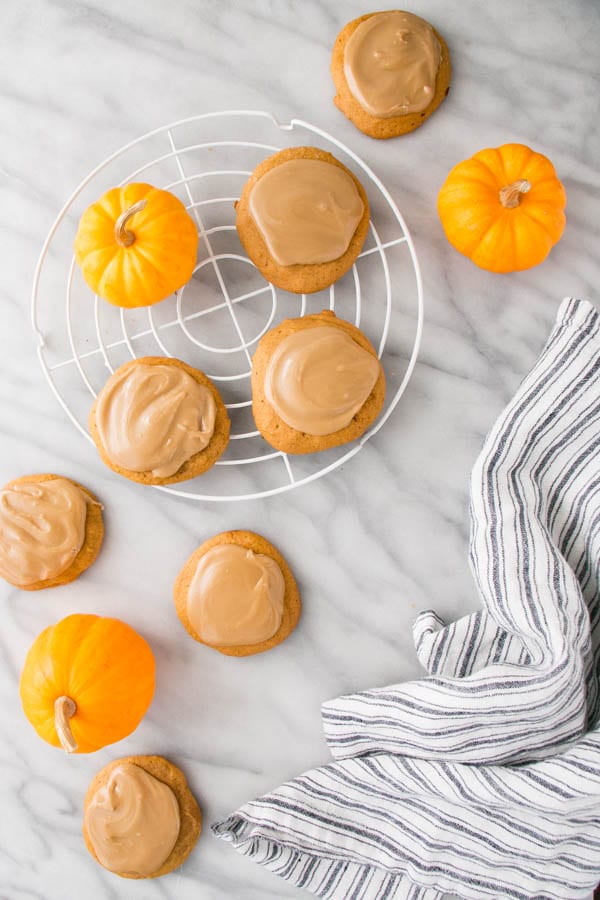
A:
<box><xmin>31</xmin><ymin>110</ymin><xmax>424</xmax><ymax>501</ymax></box>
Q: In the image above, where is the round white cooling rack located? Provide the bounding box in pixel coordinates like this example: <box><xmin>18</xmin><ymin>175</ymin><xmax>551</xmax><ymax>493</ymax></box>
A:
<box><xmin>31</xmin><ymin>110</ymin><xmax>423</xmax><ymax>501</ymax></box>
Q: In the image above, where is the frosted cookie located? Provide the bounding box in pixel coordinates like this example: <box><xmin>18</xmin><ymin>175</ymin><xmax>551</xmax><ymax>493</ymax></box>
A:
<box><xmin>83</xmin><ymin>755</ymin><xmax>201</xmax><ymax>879</ymax></box>
<box><xmin>252</xmin><ymin>310</ymin><xmax>385</xmax><ymax>454</ymax></box>
<box><xmin>174</xmin><ymin>530</ymin><xmax>301</xmax><ymax>657</ymax></box>
<box><xmin>235</xmin><ymin>146</ymin><xmax>370</xmax><ymax>294</ymax></box>
<box><xmin>0</xmin><ymin>473</ymin><xmax>104</xmax><ymax>591</ymax></box>
<box><xmin>89</xmin><ymin>356</ymin><xmax>230</xmax><ymax>486</ymax></box>
<box><xmin>331</xmin><ymin>10</ymin><xmax>451</xmax><ymax>139</ymax></box>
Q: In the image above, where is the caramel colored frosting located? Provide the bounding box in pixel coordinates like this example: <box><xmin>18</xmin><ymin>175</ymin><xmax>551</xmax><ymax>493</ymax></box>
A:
<box><xmin>95</xmin><ymin>363</ymin><xmax>216</xmax><ymax>477</ymax></box>
<box><xmin>0</xmin><ymin>478</ymin><xmax>87</xmax><ymax>585</ymax></box>
<box><xmin>85</xmin><ymin>763</ymin><xmax>180</xmax><ymax>876</ymax></box>
<box><xmin>344</xmin><ymin>11</ymin><xmax>441</xmax><ymax>117</ymax></box>
<box><xmin>264</xmin><ymin>325</ymin><xmax>381</xmax><ymax>435</ymax></box>
<box><xmin>187</xmin><ymin>544</ymin><xmax>285</xmax><ymax>646</ymax></box>
<box><xmin>249</xmin><ymin>158</ymin><xmax>364</xmax><ymax>266</ymax></box>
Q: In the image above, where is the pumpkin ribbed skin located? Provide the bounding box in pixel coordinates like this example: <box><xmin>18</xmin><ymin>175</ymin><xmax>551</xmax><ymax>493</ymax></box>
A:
<box><xmin>437</xmin><ymin>144</ymin><xmax>566</xmax><ymax>273</ymax></box>
<box><xmin>74</xmin><ymin>183</ymin><xmax>198</xmax><ymax>307</ymax></box>
<box><xmin>19</xmin><ymin>614</ymin><xmax>155</xmax><ymax>753</ymax></box>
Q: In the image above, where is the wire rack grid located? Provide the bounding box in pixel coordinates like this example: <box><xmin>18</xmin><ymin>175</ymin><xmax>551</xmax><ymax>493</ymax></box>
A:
<box><xmin>31</xmin><ymin>110</ymin><xmax>424</xmax><ymax>501</ymax></box>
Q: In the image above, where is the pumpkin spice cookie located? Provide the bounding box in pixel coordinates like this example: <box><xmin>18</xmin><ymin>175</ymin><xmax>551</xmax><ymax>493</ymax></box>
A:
<box><xmin>89</xmin><ymin>356</ymin><xmax>230</xmax><ymax>486</ymax></box>
<box><xmin>235</xmin><ymin>146</ymin><xmax>370</xmax><ymax>294</ymax></box>
<box><xmin>174</xmin><ymin>530</ymin><xmax>301</xmax><ymax>657</ymax></box>
<box><xmin>0</xmin><ymin>473</ymin><xmax>104</xmax><ymax>590</ymax></box>
<box><xmin>252</xmin><ymin>310</ymin><xmax>385</xmax><ymax>454</ymax></box>
<box><xmin>83</xmin><ymin>755</ymin><xmax>201</xmax><ymax>879</ymax></box>
<box><xmin>331</xmin><ymin>10</ymin><xmax>451</xmax><ymax>139</ymax></box>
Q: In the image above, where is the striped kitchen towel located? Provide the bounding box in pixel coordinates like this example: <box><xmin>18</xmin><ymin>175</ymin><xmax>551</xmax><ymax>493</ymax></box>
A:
<box><xmin>213</xmin><ymin>297</ymin><xmax>600</xmax><ymax>900</ymax></box>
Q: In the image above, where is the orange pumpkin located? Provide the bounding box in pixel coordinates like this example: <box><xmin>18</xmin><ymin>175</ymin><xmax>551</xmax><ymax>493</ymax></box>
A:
<box><xmin>74</xmin><ymin>183</ymin><xmax>198</xmax><ymax>307</ymax></box>
<box><xmin>437</xmin><ymin>143</ymin><xmax>566</xmax><ymax>273</ymax></box>
<box><xmin>19</xmin><ymin>614</ymin><xmax>155</xmax><ymax>754</ymax></box>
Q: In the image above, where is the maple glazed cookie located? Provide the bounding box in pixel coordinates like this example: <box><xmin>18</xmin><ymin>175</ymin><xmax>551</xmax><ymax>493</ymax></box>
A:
<box><xmin>252</xmin><ymin>310</ymin><xmax>386</xmax><ymax>454</ymax></box>
<box><xmin>89</xmin><ymin>356</ymin><xmax>230</xmax><ymax>486</ymax></box>
<box><xmin>174</xmin><ymin>530</ymin><xmax>301</xmax><ymax>657</ymax></box>
<box><xmin>83</xmin><ymin>755</ymin><xmax>201</xmax><ymax>879</ymax></box>
<box><xmin>235</xmin><ymin>146</ymin><xmax>370</xmax><ymax>293</ymax></box>
<box><xmin>0</xmin><ymin>473</ymin><xmax>104</xmax><ymax>590</ymax></box>
<box><xmin>331</xmin><ymin>10</ymin><xmax>451</xmax><ymax>138</ymax></box>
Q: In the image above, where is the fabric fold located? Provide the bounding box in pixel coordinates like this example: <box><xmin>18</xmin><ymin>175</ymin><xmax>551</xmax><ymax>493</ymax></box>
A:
<box><xmin>413</xmin><ymin>609</ymin><xmax>530</xmax><ymax>678</ymax></box>
<box><xmin>213</xmin><ymin>298</ymin><xmax>600</xmax><ymax>900</ymax></box>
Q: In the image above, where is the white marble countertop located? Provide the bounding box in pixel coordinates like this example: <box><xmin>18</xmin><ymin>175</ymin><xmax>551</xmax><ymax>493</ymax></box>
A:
<box><xmin>1</xmin><ymin>1</ymin><xmax>599</xmax><ymax>898</ymax></box>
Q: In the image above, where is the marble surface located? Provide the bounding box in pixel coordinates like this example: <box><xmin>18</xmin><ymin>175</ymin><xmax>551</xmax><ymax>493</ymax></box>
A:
<box><xmin>1</xmin><ymin>1</ymin><xmax>599</xmax><ymax>898</ymax></box>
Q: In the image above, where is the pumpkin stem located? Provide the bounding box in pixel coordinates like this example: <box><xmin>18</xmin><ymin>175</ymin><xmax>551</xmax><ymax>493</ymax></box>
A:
<box><xmin>499</xmin><ymin>179</ymin><xmax>531</xmax><ymax>209</ymax></box>
<box><xmin>54</xmin><ymin>696</ymin><xmax>78</xmax><ymax>753</ymax></box>
<box><xmin>114</xmin><ymin>199</ymin><xmax>147</xmax><ymax>248</ymax></box>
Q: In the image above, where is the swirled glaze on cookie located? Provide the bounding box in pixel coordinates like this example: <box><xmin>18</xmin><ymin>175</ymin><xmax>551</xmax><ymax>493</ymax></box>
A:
<box><xmin>0</xmin><ymin>478</ymin><xmax>87</xmax><ymax>585</ymax></box>
<box><xmin>95</xmin><ymin>363</ymin><xmax>216</xmax><ymax>477</ymax></box>
<box><xmin>249</xmin><ymin>159</ymin><xmax>364</xmax><ymax>266</ymax></box>
<box><xmin>344</xmin><ymin>11</ymin><xmax>441</xmax><ymax>117</ymax></box>
<box><xmin>264</xmin><ymin>325</ymin><xmax>381</xmax><ymax>435</ymax></box>
<box><xmin>186</xmin><ymin>544</ymin><xmax>285</xmax><ymax>646</ymax></box>
<box><xmin>84</xmin><ymin>763</ymin><xmax>180</xmax><ymax>876</ymax></box>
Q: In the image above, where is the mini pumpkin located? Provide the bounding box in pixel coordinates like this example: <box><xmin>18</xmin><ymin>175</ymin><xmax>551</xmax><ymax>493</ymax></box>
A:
<box><xmin>19</xmin><ymin>614</ymin><xmax>155</xmax><ymax>754</ymax></box>
<box><xmin>437</xmin><ymin>143</ymin><xmax>566</xmax><ymax>273</ymax></box>
<box><xmin>74</xmin><ymin>183</ymin><xmax>198</xmax><ymax>307</ymax></box>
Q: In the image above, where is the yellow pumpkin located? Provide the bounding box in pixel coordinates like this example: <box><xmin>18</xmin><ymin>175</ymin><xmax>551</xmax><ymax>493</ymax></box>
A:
<box><xmin>74</xmin><ymin>183</ymin><xmax>198</xmax><ymax>307</ymax></box>
<box><xmin>437</xmin><ymin>143</ymin><xmax>566</xmax><ymax>273</ymax></box>
<box><xmin>19</xmin><ymin>614</ymin><xmax>155</xmax><ymax>753</ymax></box>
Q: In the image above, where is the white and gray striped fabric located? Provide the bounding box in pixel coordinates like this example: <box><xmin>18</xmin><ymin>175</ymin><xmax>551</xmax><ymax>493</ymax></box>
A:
<box><xmin>213</xmin><ymin>297</ymin><xmax>600</xmax><ymax>900</ymax></box>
